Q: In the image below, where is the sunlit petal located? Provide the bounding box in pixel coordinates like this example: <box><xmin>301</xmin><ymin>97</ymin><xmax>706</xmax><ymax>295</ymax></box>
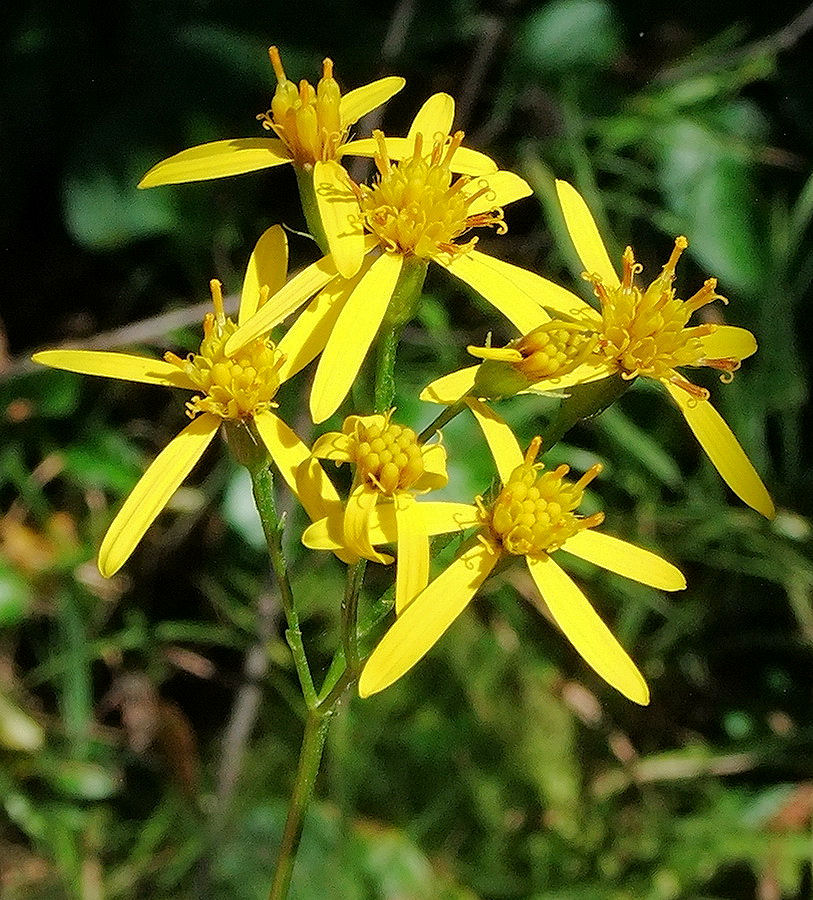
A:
<box><xmin>413</xmin><ymin>442</ymin><xmax>448</xmax><ymax>492</ymax></box>
<box><xmin>524</xmin><ymin>359</ymin><xmax>615</xmax><ymax>394</ymax></box>
<box><xmin>253</xmin><ymin>411</ymin><xmax>341</xmax><ymax>522</ymax></box>
<box><xmin>555</xmin><ymin>180</ymin><xmax>619</xmax><ymax>288</ymax></box>
<box><xmin>225</xmin><ymin>254</ymin><xmax>341</xmax><ymax>355</ymax></box>
<box><xmin>439</xmin><ymin>250</ymin><xmax>551</xmax><ymax>334</ymax></box>
<box><xmin>407</xmin><ymin>93</ymin><xmax>454</xmax><ymax>142</ymax></box>
<box><xmin>98</xmin><ymin>414</ymin><xmax>220</xmax><ymax>577</ymax></box>
<box><xmin>394</xmin><ymin>494</ymin><xmax>430</xmax><ymax>614</ymax></box>
<box><xmin>32</xmin><ymin>350</ymin><xmax>197</xmax><ymax>391</ymax></box>
<box><xmin>359</xmin><ymin>540</ymin><xmax>499</xmax><ymax>697</ymax></box>
<box><xmin>239</xmin><ymin>225</ymin><xmax>288</xmax><ymax>324</ymax></box>
<box><xmin>697</xmin><ymin>325</ymin><xmax>757</xmax><ymax>362</ymax></box>
<box><xmin>665</xmin><ymin>383</ymin><xmax>774</xmax><ymax>518</ymax></box>
<box><xmin>276</xmin><ymin>273</ymin><xmax>359</xmax><ymax>383</ymax></box>
<box><xmin>462</xmin><ymin>171</ymin><xmax>533</xmax><ymax>215</ymax></box>
<box><xmin>561</xmin><ymin>529</ymin><xmax>686</xmax><ymax>591</ymax></box>
<box><xmin>138</xmin><ymin>139</ymin><xmax>291</xmax><ymax>188</ymax></box>
<box><xmin>339</xmin><ymin>76</ymin><xmax>406</xmax><ymax>128</ymax></box>
<box><xmin>420</xmin><ymin>366</ymin><xmax>479</xmax><ymax>404</ymax></box>
<box><xmin>526</xmin><ymin>554</ymin><xmax>649</xmax><ymax>705</ymax></box>
<box><xmin>344</xmin><ymin>484</ymin><xmax>392</xmax><ymax>564</ymax></box>
<box><xmin>342</xmin><ymin>138</ymin><xmax>496</xmax><ymax>175</ymax></box>
<box><xmin>314</xmin><ymin>160</ymin><xmax>365</xmax><ymax>278</ymax></box>
<box><xmin>311</xmin><ymin>430</ymin><xmax>354</xmax><ymax>462</ymax></box>
<box><xmin>465</xmin><ymin>397</ymin><xmax>523</xmax><ymax>484</ymax></box>
<box><xmin>310</xmin><ymin>252</ymin><xmax>403</xmax><ymax>423</ymax></box>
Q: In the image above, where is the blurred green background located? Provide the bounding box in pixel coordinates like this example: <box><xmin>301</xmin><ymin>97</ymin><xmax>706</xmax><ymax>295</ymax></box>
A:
<box><xmin>2</xmin><ymin>0</ymin><xmax>812</xmax><ymax>897</ymax></box>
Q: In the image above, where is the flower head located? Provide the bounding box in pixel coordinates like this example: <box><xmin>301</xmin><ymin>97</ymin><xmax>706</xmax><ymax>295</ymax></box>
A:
<box><xmin>138</xmin><ymin>47</ymin><xmax>405</xmax><ymax>188</ymax></box>
<box><xmin>359</xmin><ymin>425</ymin><xmax>686</xmax><ymax>703</ymax></box>
<box><xmin>32</xmin><ymin>227</ymin><xmax>342</xmax><ymax>576</ymax></box>
<box><xmin>306</xmin><ymin>413</ymin><xmax>456</xmax><ymax>612</ymax></box>
<box><xmin>421</xmin><ymin>180</ymin><xmax>774</xmax><ymax>518</ymax></box>
<box><xmin>224</xmin><ymin>94</ymin><xmax>539</xmax><ymax>425</ymax></box>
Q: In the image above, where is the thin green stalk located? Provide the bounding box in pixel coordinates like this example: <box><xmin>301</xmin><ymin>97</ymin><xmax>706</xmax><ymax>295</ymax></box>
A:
<box><xmin>374</xmin><ymin>325</ymin><xmax>401</xmax><ymax>412</ymax></box>
<box><xmin>267</xmin><ymin>711</ymin><xmax>330</xmax><ymax>900</ymax></box>
<box><xmin>341</xmin><ymin>560</ymin><xmax>366</xmax><ymax>668</ymax></box>
<box><xmin>418</xmin><ymin>398</ymin><xmax>467</xmax><ymax>443</ymax></box>
<box><xmin>248</xmin><ymin>462</ymin><xmax>317</xmax><ymax>709</ymax></box>
<box><xmin>541</xmin><ymin>374</ymin><xmax>632</xmax><ymax>450</ymax></box>
<box><xmin>294</xmin><ymin>166</ymin><xmax>330</xmax><ymax>256</ymax></box>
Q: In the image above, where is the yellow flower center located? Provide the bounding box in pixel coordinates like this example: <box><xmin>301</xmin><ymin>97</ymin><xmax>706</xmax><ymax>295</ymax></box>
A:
<box><xmin>589</xmin><ymin>239</ymin><xmax>738</xmax><ymax>398</ymax></box>
<box><xmin>349</xmin><ymin>418</ymin><xmax>425</xmax><ymax>495</ymax></box>
<box><xmin>487</xmin><ymin>438</ymin><xmax>603</xmax><ymax>557</ymax></box>
<box><xmin>257</xmin><ymin>47</ymin><xmax>344</xmax><ymax>166</ymax></box>
<box><xmin>357</xmin><ymin>131</ymin><xmax>507</xmax><ymax>259</ymax></box>
<box><xmin>165</xmin><ymin>281</ymin><xmax>284</xmax><ymax>420</ymax></box>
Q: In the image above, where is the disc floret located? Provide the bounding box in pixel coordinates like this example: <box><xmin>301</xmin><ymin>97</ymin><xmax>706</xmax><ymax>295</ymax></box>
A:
<box><xmin>346</xmin><ymin>414</ymin><xmax>425</xmax><ymax>495</ymax></box>
<box><xmin>589</xmin><ymin>239</ymin><xmax>738</xmax><ymax>398</ymax></box>
<box><xmin>165</xmin><ymin>281</ymin><xmax>285</xmax><ymax>420</ymax></box>
<box><xmin>487</xmin><ymin>438</ymin><xmax>603</xmax><ymax>557</ymax></box>
<box><xmin>357</xmin><ymin>131</ymin><xmax>507</xmax><ymax>259</ymax></box>
<box><xmin>257</xmin><ymin>47</ymin><xmax>344</xmax><ymax>166</ymax></box>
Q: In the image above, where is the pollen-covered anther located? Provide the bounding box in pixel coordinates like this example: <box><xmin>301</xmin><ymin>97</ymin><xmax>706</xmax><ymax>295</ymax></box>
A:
<box><xmin>257</xmin><ymin>46</ymin><xmax>345</xmax><ymax>165</ymax></box>
<box><xmin>165</xmin><ymin>282</ymin><xmax>285</xmax><ymax>420</ymax></box>
<box><xmin>488</xmin><ymin>439</ymin><xmax>604</xmax><ymax>557</ymax></box>
<box><xmin>703</xmin><ymin>357</ymin><xmax>741</xmax><ymax>384</ymax></box>
<box><xmin>350</xmin><ymin>419</ymin><xmax>425</xmax><ymax>495</ymax></box>
<box><xmin>358</xmin><ymin>131</ymin><xmax>507</xmax><ymax>259</ymax></box>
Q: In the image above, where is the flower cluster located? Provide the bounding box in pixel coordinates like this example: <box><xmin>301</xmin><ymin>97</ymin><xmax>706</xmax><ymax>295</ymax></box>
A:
<box><xmin>35</xmin><ymin>46</ymin><xmax>774</xmax><ymax>708</ymax></box>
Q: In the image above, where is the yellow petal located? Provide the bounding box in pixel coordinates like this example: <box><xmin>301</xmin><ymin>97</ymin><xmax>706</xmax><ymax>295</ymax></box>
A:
<box><xmin>465</xmin><ymin>398</ymin><xmax>523</xmax><ymax>484</ymax></box>
<box><xmin>276</xmin><ymin>273</ymin><xmax>359</xmax><ymax>383</ymax></box>
<box><xmin>359</xmin><ymin>540</ymin><xmax>499</xmax><ymax>697</ymax></box>
<box><xmin>394</xmin><ymin>494</ymin><xmax>430</xmax><ymax>614</ymax></box>
<box><xmin>310</xmin><ymin>252</ymin><xmax>403</xmax><ymax>423</ymax></box>
<box><xmin>313</xmin><ymin>160</ymin><xmax>365</xmax><ymax>279</ymax></box>
<box><xmin>344</xmin><ymin>485</ymin><xmax>392</xmax><ymax>564</ymax></box>
<box><xmin>138</xmin><ymin>138</ymin><xmax>291</xmax><ymax>188</ymax></box>
<box><xmin>98</xmin><ymin>414</ymin><xmax>220</xmax><ymax>577</ymax></box>
<box><xmin>420</xmin><ymin>365</ymin><xmax>480</xmax><ymax>404</ymax></box>
<box><xmin>462</xmin><ymin>171</ymin><xmax>533</xmax><ymax>215</ymax></box>
<box><xmin>525</xmin><ymin>360</ymin><xmax>614</xmax><ymax>394</ymax></box>
<box><xmin>32</xmin><ymin>350</ymin><xmax>197</xmax><ymax>391</ymax></box>
<box><xmin>439</xmin><ymin>250</ymin><xmax>551</xmax><ymax>334</ymax></box>
<box><xmin>342</xmin><ymin>137</ymin><xmax>496</xmax><ymax>175</ymax></box>
<box><xmin>407</xmin><ymin>93</ymin><xmax>454</xmax><ymax>142</ymax></box>
<box><xmin>555</xmin><ymin>180</ymin><xmax>619</xmax><ymax>288</ymax></box>
<box><xmin>526</xmin><ymin>554</ymin><xmax>649</xmax><ymax>705</ymax></box>
<box><xmin>561</xmin><ymin>530</ymin><xmax>686</xmax><ymax>591</ymax></box>
<box><xmin>476</xmin><ymin>258</ymin><xmax>600</xmax><ymax>324</ymax></box>
<box><xmin>253</xmin><ymin>411</ymin><xmax>341</xmax><ymax>523</ymax></box>
<box><xmin>311</xmin><ymin>430</ymin><xmax>353</xmax><ymax>462</ymax></box>
<box><xmin>665</xmin><ymin>383</ymin><xmax>775</xmax><ymax>518</ymax></box>
<box><xmin>239</xmin><ymin>225</ymin><xmax>288</xmax><ymax>324</ymax></box>
<box><xmin>413</xmin><ymin>442</ymin><xmax>448</xmax><ymax>492</ymax></box>
<box><xmin>225</xmin><ymin>255</ymin><xmax>340</xmax><ymax>356</ymax></box>
<box><xmin>339</xmin><ymin>76</ymin><xmax>406</xmax><ymax>128</ymax></box>
<box><xmin>304</xmin><ymin>500</ymin><xmax>479</xmax><ymax>552</ymax></box>
<box><xmin>697</xmin><ymin>325</ymin><xmax>757</xmax><ymax>362</ymax></box>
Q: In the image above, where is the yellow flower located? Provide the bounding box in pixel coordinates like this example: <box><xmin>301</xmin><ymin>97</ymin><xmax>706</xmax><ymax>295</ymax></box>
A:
<box><xmin>302</xmin><ymin>413</ymin><xmax>472</xmax><ymax>612</ymax></box>
<box><xmin>32</xmin><ymin>227</ymin><xmax>341</xmax><ymax>577</ymax></box>
<box><xmin>138</xmin><ymin>46</ymin><xmax>405</xmax><ymax>187</ymax></box>
<box><xmin>223</xmin><ymin>94</ymin><xmax>538</xmax><ymax>424</ymax></box>
<box><xmin>422</xmin><ymin>179</ymin><xmax>774</xmax><ymax>519</ymax></box>
<box><xmin>359</xmin><ymin>427</ymin><xmax>686</xmax><ymax>703</ymax></box>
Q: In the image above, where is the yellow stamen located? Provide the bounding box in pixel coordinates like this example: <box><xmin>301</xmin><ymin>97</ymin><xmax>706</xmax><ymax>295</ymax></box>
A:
<box><xmin>357</xmin><ymin>132</ymin><xmax>507</xmax><ymax>259</ymax></box>
<box><xmin>210</xmin><ymin>279</ymin><xmax>225</xmax><ymax>325</ymax></box>
<box><xmin>268</xmin><ymin>45</ymin><xmax>286</xmax><ymax>82</ymax></box>
<box><xmin>488</xmin><ymin>441</ymin><xmax>603</xmax><ymax>557</ymax></box>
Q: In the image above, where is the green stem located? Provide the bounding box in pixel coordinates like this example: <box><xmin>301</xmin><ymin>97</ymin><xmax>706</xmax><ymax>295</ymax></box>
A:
<box><xmin>267</xmin><ymin>711</ymin><xmax>330</xmax><ymax>900</ymax></box>
<box><xmin>341</xmin><ymin>560</ymin><xmax>366</xmax><ymax>669</ymax></box>
<box><xmin>248</xmin><ymin>462</ymin><xmax>317</xmax><ymax>709</ymax></box>
<box><xmin>418</xmin><ymin>399</ymin><xmax>467</xmax><ymax>443</ymax></box>
<box><xmin>542</xmin><ymin>374</ymin><xmax>632</xmax><ymax>450</ymax></box>
<box><xmin>374</xmin><ymin>325</ymin><xmax>401</xmax><ymax>412</ymax></box>
<box><xmin>294</xmin><ymin>166</ymin><xmax>330</xmax><ymax>256</ymax></box>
